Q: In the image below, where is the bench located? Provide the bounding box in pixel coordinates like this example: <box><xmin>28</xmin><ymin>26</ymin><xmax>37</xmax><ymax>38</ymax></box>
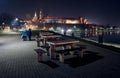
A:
<box><xmin>39</xmin><ymin>45</ymin><xmax>50</xmax><ymax>56</ymax></box>
<box><xmin>55</xmin><ymin>46</ymin><xmax>86</xmax><ymax>63</ymax></box>
<box><xmin>34</xmin><ymin>49</ymin><xmax>46</xmax><ymax>62</ymax></box>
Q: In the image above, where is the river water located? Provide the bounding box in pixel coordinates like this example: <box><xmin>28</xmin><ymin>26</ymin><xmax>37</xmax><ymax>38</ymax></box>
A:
<box><xmin>58</xmin><ymin>30</ymin><xmax>120</xmax><ymax>47</ymax></box>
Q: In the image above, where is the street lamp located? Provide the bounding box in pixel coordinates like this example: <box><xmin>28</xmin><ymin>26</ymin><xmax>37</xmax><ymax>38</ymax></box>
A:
<box><xmin>15</xmin><ymin>18</ymin><xmax>18</xmax><ymax>21</ymax></box>
<box><xmin>2</xmin><ymin>22</ymin><xmax>5</xmax><ymax>29</ymax></box>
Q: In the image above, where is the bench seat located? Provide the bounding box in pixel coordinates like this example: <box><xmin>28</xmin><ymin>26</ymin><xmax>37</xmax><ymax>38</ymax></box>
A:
<box><xmin>55</xmin><ymin>46</ymin><xmax>86</xmax><ymax>63</ymax></box>
<box><xmin>34</xmin><ymin>49</ymin><xmax>46</xmax><ymax>62</ymax></box>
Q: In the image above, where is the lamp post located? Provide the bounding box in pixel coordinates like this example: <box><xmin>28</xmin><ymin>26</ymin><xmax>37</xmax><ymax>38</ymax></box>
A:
<box><xmin>2</xmin><ymin>22</ymin><xmax>5</xmax><ymax>30</ymax></box>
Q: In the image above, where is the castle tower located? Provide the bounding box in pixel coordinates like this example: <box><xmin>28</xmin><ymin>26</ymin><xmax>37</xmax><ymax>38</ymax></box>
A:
<box><xmin>39</xmin><ymin>10</ymin><xmax>42</xmax><ymax>20</ymax></box>
<box><xmin>32</xmin><ymin>11</ymin><xmax>38</xmax><ymax>22</ymax></box>
<box><xmin>79</xmin><ymin>16</ymin><xmax>83</xmax><ymax>24</ymax></box>
<box><xmin>34</xmin><ymin>11</ymin><xmax>37</xmax><ymax>17</ymax></box>
<box><xmin>83</xmin><ymin>18</ymin><xmax>88</xmax><ymax>24</ymax></box>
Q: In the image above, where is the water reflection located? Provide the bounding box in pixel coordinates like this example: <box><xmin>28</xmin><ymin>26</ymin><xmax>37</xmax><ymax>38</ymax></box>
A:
<box><xmin>65</xmin><ymin>29</ymin><xmax>120</xmax><ymax>44</ymax></box>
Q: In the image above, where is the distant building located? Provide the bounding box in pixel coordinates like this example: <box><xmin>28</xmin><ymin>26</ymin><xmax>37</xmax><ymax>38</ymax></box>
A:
<box><xmin>29</xmin><ymin>10</ymin><xmax>89</xmax><ymax>25</ymax></box>
<box><xmin>23</xmin><ymin>10</ymin><xmax>90</xmax><ymax>30</ymax></box>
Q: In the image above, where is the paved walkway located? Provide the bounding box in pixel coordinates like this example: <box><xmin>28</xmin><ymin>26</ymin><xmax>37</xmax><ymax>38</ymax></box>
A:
<box><xmin>0</xmin><ymin>34</ymin><xmax>120</xmax><ymax>78</ymax></box>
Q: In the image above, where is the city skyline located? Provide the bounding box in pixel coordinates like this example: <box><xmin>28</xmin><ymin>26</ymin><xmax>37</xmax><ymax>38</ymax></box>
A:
<box><xmin>0</xmin><ymin>0</ymin><xmax>120</xmax><ymax>26</ymax></box>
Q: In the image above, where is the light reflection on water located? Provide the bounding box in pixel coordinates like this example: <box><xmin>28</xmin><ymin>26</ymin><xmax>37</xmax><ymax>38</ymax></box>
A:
<box><xmin>65</xmin><ymin>31</ymin><xmax>120</xmax><ymax>44</ymax></box>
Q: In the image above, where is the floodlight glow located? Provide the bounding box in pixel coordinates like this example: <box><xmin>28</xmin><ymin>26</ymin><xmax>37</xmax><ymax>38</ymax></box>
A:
<box><xmin>15</xmin><ymin>18</ymin><xmax>18</xmax><ymax>21</ymax></box>
<box><xmin>49</xmin><ymin>27</ymin><xmax>54</xmax><ymax>31</ymax></box>
<box><xmin>73</xmin><ymin>26</ymin><xmax>76</xmax><ymax>28</ymax></box>
<box><xmin>61</xmin><ymin>29</ymin><xmax>64</xmax><ymax>34</ymax></box>
<box><xmin>67</xmin><ymin>29</ymin><xmax>72</xmax><ymax>33</ymax></box>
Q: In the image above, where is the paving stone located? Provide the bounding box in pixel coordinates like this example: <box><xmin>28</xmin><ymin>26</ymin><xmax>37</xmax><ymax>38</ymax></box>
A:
<box><xmin>0</xmin><ymin>35</ymin><xmax>120</xmax><ymax>78</ymax></box>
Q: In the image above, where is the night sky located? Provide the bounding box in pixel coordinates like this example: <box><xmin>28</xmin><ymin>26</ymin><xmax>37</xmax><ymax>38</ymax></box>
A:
<box><xmin>0</xmin><ymin>0</ymin><xmax>120</xmax><ymax>26</ymax></box>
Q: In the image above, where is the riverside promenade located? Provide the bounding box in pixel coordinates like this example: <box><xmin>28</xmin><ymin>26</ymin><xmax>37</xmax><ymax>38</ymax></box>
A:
<box><xmin>0</xmin><ymin>33</ymin><xmax>120</xmax><ymax>78</ymax></box>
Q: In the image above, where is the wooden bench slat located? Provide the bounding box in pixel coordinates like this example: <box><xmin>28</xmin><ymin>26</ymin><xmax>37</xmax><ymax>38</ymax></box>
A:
<box><xmin>55</xmin><ymin>47</ymin><xmax>85</xmax><ymax>53</ymax></box>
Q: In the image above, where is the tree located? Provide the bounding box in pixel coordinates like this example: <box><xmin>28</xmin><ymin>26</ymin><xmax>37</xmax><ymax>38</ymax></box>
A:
<box><xmin>0</xmin><ymin>13</ymin><xmax>15</xmax><ymax>26</ymax></box>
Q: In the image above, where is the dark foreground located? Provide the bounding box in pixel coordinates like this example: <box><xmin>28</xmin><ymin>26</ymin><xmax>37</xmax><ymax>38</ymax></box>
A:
<box><xmin>0</xmin><ymin>34</ymin><xmax>120</xmax><ymax>78</ymax></box>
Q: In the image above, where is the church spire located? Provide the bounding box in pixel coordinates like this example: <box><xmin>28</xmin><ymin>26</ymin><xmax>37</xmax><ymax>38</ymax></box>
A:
<box><xmin>39</xmin><ymin>9</ymin><xmax>42</xmax><ymax>20</ymax></box>
<box><xmin>32</xmin><ymin>11</ymin><xmax>38</xmax><ymax>22</ymax></box>
<box><xmin>34</xmin><ymin>11</ymin><xmax>37</xmax><ymax>17</ymax></box>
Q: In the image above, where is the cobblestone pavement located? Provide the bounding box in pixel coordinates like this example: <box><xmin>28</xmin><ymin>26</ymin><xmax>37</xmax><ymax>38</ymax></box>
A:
<box><xmin>0</xmin><ymin>35</ymin><xmax>120</xmax><ymax>78</ymax></box>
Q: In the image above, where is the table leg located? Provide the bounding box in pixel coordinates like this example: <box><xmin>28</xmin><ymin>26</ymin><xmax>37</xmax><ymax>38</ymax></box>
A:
<box><xmin>59</xmin><ymin>53</ymin><xmax>64</xmax><ymax>63</ymax></box>
<box><xmin>50</xmin><ymin>45</ymin><xmax>56</xmax><ymax>59</ymax></box>
<box><xmin>80</xmin><ymin>50</ymin><xmax>83</xmax><ymax>58</ymax></box>
<box><xmin>69</xmin><ymin>43</ymin><xmax>74</xmax><ymax>55</ymax></box>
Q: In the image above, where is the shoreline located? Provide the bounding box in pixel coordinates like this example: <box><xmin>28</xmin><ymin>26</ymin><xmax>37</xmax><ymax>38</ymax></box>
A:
<box><xmin>83</xmin><ymin>38</ymin><xmax>120</xmax><ymax>48</ymax></box>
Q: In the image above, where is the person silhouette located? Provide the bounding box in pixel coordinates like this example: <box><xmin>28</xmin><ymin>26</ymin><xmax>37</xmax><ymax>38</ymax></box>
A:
<box><xmin>21</xmin><ymin>28</ymin><xmax>27</xmax><ymax>41</ymax></box>
<box><xmin>27</xmin><ymin>28</ymin><xmax>32</xmax><ymax>41</ymax></box>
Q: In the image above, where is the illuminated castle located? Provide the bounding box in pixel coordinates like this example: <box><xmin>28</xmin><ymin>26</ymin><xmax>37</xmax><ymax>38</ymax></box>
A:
<box><xmin>31</xmin><ymin>10</ymin><xmax>89</xmax><ymax>24</ymax></box>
